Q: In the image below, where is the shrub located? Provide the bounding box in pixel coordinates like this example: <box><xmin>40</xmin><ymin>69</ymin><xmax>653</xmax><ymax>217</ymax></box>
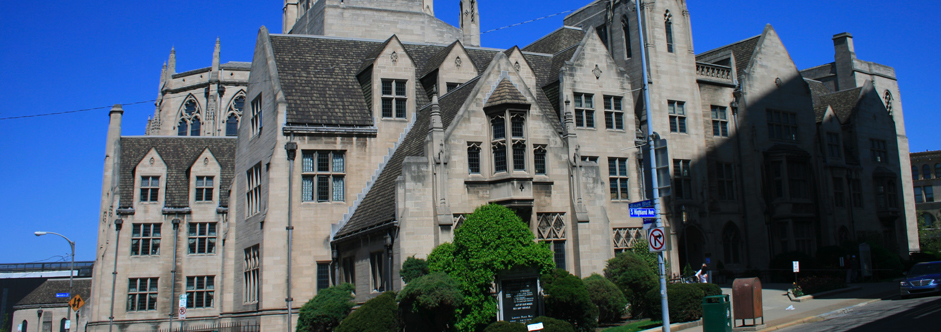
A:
<box><xmin>583</xmin><ymin>274</ymin><xmax>627</xmax><ymax>324</ymax></box>
<box><xmin>296</xmin><ymin>283</ymin><xmax>355</xmax><ymax>332</ymax></box>
<box><xmin>397</xmin><ymin>272</ymin><xmax>463</xmax><ymax>332</ymax></box>
<box><xmin>541</xmin><ymin>269</ymin><xmax>598</xmax><ymax>332</ymax></box>
<box><xmin>691</xmin><ymin>283</ymin><xmax>721</xmax><ymax>297</ymax></box>
<box><xmin>527</xmin><ymin>316</ymin><xmax>575</xmax><ymax>332</ymax></box>
<box><xmin>604</xmin><ymin>251</ymin><xmax>657</xmax><ymax>318</ymax></box>
<box><xmin>797</xmin><ymin>275</ymin><xmax>847</xmax><ymax>295</ymax></box>
<box><xmin>335</xmin><ymin>292</ymin><xmax>399</xmax><ymax>332</ymax></box>
<box><xmin>867</xmin><ymin>242</ymin><xmax>904</xmax><ymax>278</ymax></box>
<box><xmin>401</xmin><ymin>256</ymin><xmax>430</xmax><ymax>284</ymax></box>
<box><xmin>482</xmin><ymin>321</ymin><xmax>526</xmax><ymax>332</ymax></box>
<box><xmin>427</xmin><ymin>204</ymin><xmax>555</xmax><ymax>332</ymax></box>
<box><xmin>644</xmin><ymin>283</ymin><xmax>704</xmax><ymax>322</ymax></box>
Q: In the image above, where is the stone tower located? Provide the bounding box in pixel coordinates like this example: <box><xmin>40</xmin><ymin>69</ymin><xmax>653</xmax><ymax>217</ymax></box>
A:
<box><xmin>460</xmin><ymin>0</ymin><xmax>480</xmax><ymax>47</ymax></box>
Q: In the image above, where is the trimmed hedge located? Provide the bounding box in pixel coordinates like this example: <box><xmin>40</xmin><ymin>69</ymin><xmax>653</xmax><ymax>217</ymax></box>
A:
<box><xmin>296</xmin><ymin>283</ymin><xmax>355</xmax><ymax>332</ymax></box>
<box><xmin>604</xmin><ymin>251</ymin><xmax>657</xmax><ymax>318</ymax></box>
<box><xmin>542</xmin><ymin>269</ymin><xmax>598</xmax><ymax>332</ymax></box>
<box><xmin>482</xmin><ymin>321</ymin><xmax>526</xmax><ymax>332</ymax></box>
<box><xmin>644</xmin><ymin>284</ymin><xmax>704</xmax><ymax>322</ymax></box>
<box><xmin>335</xmin><ymin>292</ymin><xmax>399</xmax><ymax>332</ymax></box>
<box><xmin>527</xmin><ymin>316</ymin><xmax>575</xmax><ymax>332</ymax></box>
<box><xmin>583</xmin><ymin>274</ymin><xmax>627</xmax><ymax>324</ymax></box>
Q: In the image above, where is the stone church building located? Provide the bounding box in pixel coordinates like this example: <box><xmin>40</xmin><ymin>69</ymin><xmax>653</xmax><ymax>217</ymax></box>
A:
<box><xmin>88</xmin><ymin>1</ymin><xmax>916</xmax><ymax>331</ymax></box>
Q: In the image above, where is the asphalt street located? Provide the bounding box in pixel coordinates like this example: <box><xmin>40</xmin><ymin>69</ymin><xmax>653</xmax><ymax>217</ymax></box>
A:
<box><xmin>777</xmin><ymin>294</ymin><xmax>941</xmax><ymax>332</ymax></box>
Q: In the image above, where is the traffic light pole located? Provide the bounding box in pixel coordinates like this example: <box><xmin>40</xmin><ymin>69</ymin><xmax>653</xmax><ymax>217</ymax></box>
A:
<box><xmin>636</xmin><ymin>1</ymin><xmax>670</xmax><ymax>331</ymax></box>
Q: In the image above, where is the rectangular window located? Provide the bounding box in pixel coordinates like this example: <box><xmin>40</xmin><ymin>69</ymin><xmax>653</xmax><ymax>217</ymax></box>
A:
<box><xmin>771</xmin><ymin>161</ymin><xmax>784</xmax><ymax>199</ymax></box>
<box><xmin>604</xmin><ymin>96</ymin><xmax>624</xmax><ymax>130</ymax></box>
<box><xmin>130</xmin><ymin>223</ymin><xmax>161</xmax><ymax>256</ymax></box>
<box><xmin>609</xmin><ymin>157</ymin><xmax>629</xmax><ymax>201</ymax></box>
<box><xmin>534</xmin><ymin>145</ymin><xmax>547</xmax><ymax>175</ymax></box>
<box><xmin>849</xmin><ymin>177</ymin><xmax>863</xmax><ymax>207</ymax></box>
<box><xmin>512</xmin><ymin>142</ymin><xmax>526</xmax><ymax>171</ymax></box>
<box><xmin>788</xmin><ymin>162</ymin><xmax>809</xmax><ymax>199</ymax></box>
<box><xmin>185</xmin><ymin>276</ymin><xmax>215</xmax><ymax>308</ymax></box>
<box><xmin>195</xmin><ymin>176</ymin><xmax>214</xmax><ymax>202</ymax></box>
<box><xmin>716</xmin><ymin>162</ymin><xmax>735</xmax><ymax>200</ymax></box>
<box><xmin>665</xmin><ymin>19</ymin><xmax>674</xmax><ymax>53</ymax></box>
<box><xmin>243</xmin><ymin>245</ymin><xmax>259</xmax><ymax>303</ymax></box>
<box><xmin>140</xmin><ymin>176</ymin><xmax>160</xmax><ymax>202</ymax></box>
<box><xmin>492</xmin><ymin>142</ymin><xmax>507</xmax><ymax>173</ymax></box>
<box><xmin>381</xmin><ymin>79</ymin><xmax>408</xmax><ymax>118</ymax></box>
<box><xmin>833</xmin><ymin>177</ymin><xmax>845</xmax><ymax>208</ymax></box>
<box><xmin>370</xmin><ymin>252</ymin><xmax>386</xmax><ymax>292</ymax></box>
<box><xmin>446</xmin><ymin>82</ymin><xmax>460</xmax><ymax>93</ymax></box>
<box><xmin>301</xmin><ymin>151</ymin><xmax>345</xmax><ymax>202</ymax></box>
<box><xmin>926</xmin><ymin>186</ymin><xmax>935</xmax><ymax>203</ymax></box>
<box><xmin>127</xmin><ymin>278</ymin><xmax>158</xmax><ymax>311</ymax></box>
<box><xmin>573</xmin><ymin>93</ymin><xmax>594</xmax><ymax>128</ymax></box>
<box><xmin>188</xmin><ymin>223</ymin><xmax>217</xmax><ymax>254</ymax></box>
<box><xmin>668</xmin><ymin>101</ymin><xmax>686</xmax><ymax>133</ymax></box>
<box><xmin>342</xmin><ymin>257</ymin><xmax>355</xmax><ymax>286</ymax></box>
<box><xmin>826</xmin><ymin>133</ymin><xmax>842</xmax><ymax>159</ymax></box>
<box><xmin>622</xmin><ymin>16</ymin><xmax>632</xmax><ymax>58</ymax></box>
<box><xmin>246</xmin><ymin>164</ymin><xmax>262</xmax><ymax>217</ymax></box>
<box><xmin>711</xmin><ymin>106</ymin><xmax>729</xmax><ymax>137</ymax></box>
<box><xmin>870</xmin><ymin>139</ymin><xmax>888</xmax><ymax>163</ymax></box>
<box><xmin>767</xmin><ymin>109</ymin><xmax>798</xmax><ymax>141</ymax></box>
<box><xmin>915</xmin><ymin>186</ymin><xmax>924</xmax><ymax>204</ymax></box>
<box><xmin>673</xmin><ymin>159</ymin><xmax>692</xmax><ymax>199</ymax></box>
<box><xmin>468</xmin><ymin>142</ymin><xmax>481</xmax><ymax>174</ymax></box>
<box><xmin>581</xmin><ymin>156</ymin><xmax>598</xmax><ymax>163</ymax></box>
<box><xmin>553</xmin><ymin>241</ymin><xmax>566</xmax><ymax>270</ymax></box>
<box><xmin>250</xmin><ymin>95</ymin><xmax>262</xmax><ymax>136</ymax></box>
<box><xmin>317</xmin><ymin>262</ymin><xmax>331</xmax><ymax>291</ymax></box>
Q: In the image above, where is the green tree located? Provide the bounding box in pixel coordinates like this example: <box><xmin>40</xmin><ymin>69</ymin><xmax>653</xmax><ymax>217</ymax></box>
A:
<box><xmin>401</xmin><ymin>256</ymin><xmax>430</xmax><ymax>284</ymax></box>
<box><xmin>427</xmin><ymin>204</ymin><xmax>555</xmax><ymax>332</ymax></box>
<box><xmin>604</xmin><ymin>251</ymin><xmax>657</xmax><ymax>319</ymax></box>
<box><xmin>541</xmin><ymin>269</ymin><xmax>597</xmax><ymax>332</ymax></box>
<box><xmin>919</xmin><ymin>212</ymin><xmax>941</xmax><ymax>254</ymax></box>
<box><xmin>397</xmin><ymin>272</ymin><xmax>464</xmax><ymax>331</ymax></box>
<box><xmin>583</xmin><ymin>274</ymin><xmax>627</xmax><ymax>324</ymax></box>
<box><xmin>297</xmin><ymin>283</ymin><xmax>355</xmax><ymax>332</ymax></box>
<box><xmin>335</xmin><ymin>291</ymin><xmax>400</xmax><ymax>332</ymax></box>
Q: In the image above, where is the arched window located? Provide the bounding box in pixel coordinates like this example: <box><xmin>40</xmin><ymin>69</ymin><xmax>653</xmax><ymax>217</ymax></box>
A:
<box><xmin>664</xmin><ymin>11</ymin><xmax>674</xmax><ymax>53</ymax></box>
<box><xmin>622</xmin><ymin>16</ymin><xmax>632</xmax><ymax>58</ymax></box>
<box><xmin>190</xmin><ymin>117</ymin><xmax>201</xmax><ymax>136</ymax></box>
<box><xmin>225</xmin><ymin>95</ymin><xmax>244</xmax><ymax>137</ymax></box>
<box><xmin>883</xmin><ymin>90</ymin><xmax>893</xmax><ymax>114</ymax></box>
<box><xmin>924</xmin><ymin>164</ymin><xmax>932</xmax><ymax>180</ymax></box>
<box><xmin>913</xmin><ymin>166</ymin><xmax>919</xmax><ymax>181</ymax></box>
<box><xmin>925</xmin><ymin>213</ymin><xmax>937</xmax><ymax>228</ymax></box>
<box><xmin>21</xmin><ymin>320</ymin><xmax>27</xmax><ymax>332</ymax></box>
<box><xmin>60</xmin><ymin>318</ymin><xmax>67</xmax><ymax>332</ymax></box>
<box><xmin>178</xmin><ymin>120</ymin><xmax>188</xmax><ymax>136</ymax></box>
<box><xmin>722</xmin><ymin>222</ymin><xmax>742</xmax><ymax>264</ymax></box>
<box><xmin>177</xmin><ymin>98</ymin><xmax>201</xmax><ymax>136</ymax></box>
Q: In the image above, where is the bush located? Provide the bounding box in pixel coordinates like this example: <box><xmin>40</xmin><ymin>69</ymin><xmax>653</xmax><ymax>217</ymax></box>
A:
<box><xmin>401</xmin><ymin>256</ymin><xmax>430</xmax><ymax>284</ymax></box>
<box><xmin>482</xmin><ymin>321</ymin><xmax>526</xmax><ymax>332</ymax></box>
<box><xmin>691</xmin><ymin>283</ymin><xmax>721</xmax><ymax>297</ymax></box>
<box><xmin>867</xmin><ymin>242</ymin><xmax>904</xmax><ymax>278</ymax></box>
<box><xmin>644</xmin><ymin>283</ymin><xmax>704</xmax><ymax>322</ymax></box>
<box><xmin>604</xmin><ymin>251</ymin><xmax>657</xmax><ymax>318</ymax></box>
<box><xmin>583</xmin><ymin>274</ymin><xmax>627</xmax><ymax>324</ymax></box>
<box><xmin>397</xmin><ymin>272</ymin><xmax>463</xmax><ymax>332</ymax></box>
<box><xmin>335</xmin><ymin>292</ymin><xmax>399</xmax><ymax>332</ymax></box>
<box><xmin>527</xmin><ymin>316</ymin><xmax>576</xmax><ymax>332</ymax></box>
<box><xmin>797</xmin><ymin>275</ymin><xmax>847</xmax><ymax>295</ymax></box>
<box><xmin>541</xmin><ymin>269</ymin><xmax>597</xmax><ymax>332</ymax></box>
<box><xmin>297</xmin><ymin>283</ymin><xmax>355</xmax><ymax>332</ymax></box>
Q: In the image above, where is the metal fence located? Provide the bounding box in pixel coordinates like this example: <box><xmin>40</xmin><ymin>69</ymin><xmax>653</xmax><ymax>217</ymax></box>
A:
<box><xmin>157</xmin><ymin>322</ymin><xmax>260</xmax><ymax>332</ymax></box>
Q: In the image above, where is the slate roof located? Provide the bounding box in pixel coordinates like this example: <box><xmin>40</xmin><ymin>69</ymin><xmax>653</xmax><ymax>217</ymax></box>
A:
<box><xmin>486</xmin><ymin>79</ymin><xmax>529</xmax><ymax>107</ymax></box>
<box><xmin>15</xmin><ymin>279</ymin><xmax>91</xmax><ymax>308</ymax></box>
<box><xmin>335</xmin><ymin>77</ymin><xmax>480</xmax><ymax>239</ymax></box>
<box><xmin>220</xmin><ymin>61</ymin><xmax>252</xmax><ymax>70</ymax></box>
<box><xmin>805</xmin><ymin>79</ymin><xmax>832</xmax><ymax>122</ymax></box>
<box><xmin>696</xmin><ymin>35</ymin><xmax>761</xmax><ymax>81</ymax></box>
<box><xmin>545</xmin><ymin>45</ymin><xmax>579</xmax><ymax>86</ymax></box>
<box><xmin>814</xmin><ymin>87</ymin><xmax>861</xmax><ymax>123</ymax></box>
<box><xmin>522</xmin><ymin>26</ymin><xmax>585</xmax><ymax>54</ymax></box>
<box><xmin>118</xmin><ymin>137</ymin><xmax>237</xmax><ymax>209</ymax></box>
<box><xmin>419</xmin><ymin>41</ymin><xmax>461</xmax><ymax>78</ymax></box>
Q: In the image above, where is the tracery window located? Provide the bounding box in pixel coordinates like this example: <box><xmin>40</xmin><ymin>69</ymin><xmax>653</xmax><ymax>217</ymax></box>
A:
<box><xmin>226</xmin><ymin>95</ymin><xmax>244</xmax><ymax>137</ymax></box>
<box><xmin>177</xmin><ymin>98</ymin><xmax>202</xmax><ymax>136</ymax></box>
<box><xmin>490</xmin><ymin>111</ymin><xmax>527</xmax><ymax>174</ymax></box>
<box><xmin>612</xmin><ymin>227</ymin><xmax>645</xmax><ymax>254</ymax></box>
<box><xmin>537</xmin><ymin>213</ymin><xmax>566</xmax><ymax>270</ymax></box>
<box><xmin>884</xmin><ymin>90</ymin><xmax>893</xmax><ymax>114</ymax></box>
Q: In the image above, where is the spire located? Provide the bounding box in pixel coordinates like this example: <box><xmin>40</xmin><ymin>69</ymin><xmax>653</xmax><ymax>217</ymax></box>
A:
<box><xmin>212</xmin><ymin>37</ymin><xmax>221</xmax><ymax>71</ymax></box>
<box><xmin>430</xmin><ymin>95</ymin><xmax>442</xmax><ymax>131</ymax></box>
<box><xmin>460</xmin><ymin>0</ymin><xmax>480</xmax><ymax>47</ymax></box>
<box><xmin>168</xmin><ymin>47</ymin><xmax>176</xmax><ymax>75</ymax></box>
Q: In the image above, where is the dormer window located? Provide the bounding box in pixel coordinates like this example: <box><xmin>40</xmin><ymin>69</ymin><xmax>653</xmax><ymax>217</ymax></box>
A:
<box><xmin>381</xmin><ymin>79</ymin><xmax>407</xmax><ymax>119</ymax></box>
<box><xmin>140</xmin><ymin>176</ymin><xmax>160</xmax><ymax>202</ymax></box>
<box><xmin>195</xmin><ymin>176</ymin><xmax>214</xmax><ymax>202</ymax></box>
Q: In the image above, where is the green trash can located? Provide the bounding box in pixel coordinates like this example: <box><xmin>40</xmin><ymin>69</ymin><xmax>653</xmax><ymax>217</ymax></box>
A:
<box><xmin>702</xmin><ymin>294</ymin><xmax>732</xmax><ymax>332</ymax></box>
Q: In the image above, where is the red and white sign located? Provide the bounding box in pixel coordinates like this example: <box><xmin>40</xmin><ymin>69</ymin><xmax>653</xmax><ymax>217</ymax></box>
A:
<box><xmin>648</xmin><ymin>227</ymin><xmax>666</xmax><ymax>252</ymax></box>
<box><xmin>179</xmin><ymin>306</ymin><xmax>186</xmax><ymax>320</ymax></box>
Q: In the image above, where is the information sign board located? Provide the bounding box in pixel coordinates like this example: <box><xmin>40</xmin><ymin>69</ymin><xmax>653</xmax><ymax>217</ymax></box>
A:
<box><xmin>501</xmin><ymin>278</ymin><xmax>539</xmax><ymax>323</ymax></box>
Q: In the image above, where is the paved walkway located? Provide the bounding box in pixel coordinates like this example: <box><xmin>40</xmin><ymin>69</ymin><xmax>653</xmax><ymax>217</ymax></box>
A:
<box><xmin>642</xmin><ymin>281</ymin><xmax>899</xmax><ymax>332</ymax></box>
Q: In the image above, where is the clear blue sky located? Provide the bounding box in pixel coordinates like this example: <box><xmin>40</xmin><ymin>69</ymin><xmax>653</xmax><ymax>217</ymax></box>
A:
<box><xmin>0</xmin><ymin>0</ymin><xmax>937</xmax><ymax>263</ymax></box>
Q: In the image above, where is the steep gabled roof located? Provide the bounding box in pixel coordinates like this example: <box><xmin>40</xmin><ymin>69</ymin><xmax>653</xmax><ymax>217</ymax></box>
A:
<box><xmin>545</xmin><ymin>45</ymin><xmax>579</xmax><ymax>86</ymax></box>
<box><xmin>522</xmin><ymin>26</ymin><xmax>585</xmax><ymax>54</ymax></box>
<box><xmin>119</xmin><ymin>137</ymin><xmax>236</xmax><ymax>209</ymax></box>
<box><xmin>419</xmin><ymin>41</ymin><xmax>462</xmax><ymax>78</ymax></box>
<box><xmin>814</xmin><ymin>87</ymin><xmax>862</xmax><ymax>123</ymax></box>
<box><xmin>697</xmin><ymin>35</ymin><xmax>761</xmax><ymax>81</ymax></box>
<box><xmin>485</xmin><ymin>78</ymin><xmax>529</xmax><ymax>107</ymax></box>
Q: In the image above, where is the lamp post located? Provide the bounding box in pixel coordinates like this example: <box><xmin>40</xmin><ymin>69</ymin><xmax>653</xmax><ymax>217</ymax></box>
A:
<box><xmin>35</xmin><ymin>231</ymin><xmax>75</xmax><ymax>331</ymax></box>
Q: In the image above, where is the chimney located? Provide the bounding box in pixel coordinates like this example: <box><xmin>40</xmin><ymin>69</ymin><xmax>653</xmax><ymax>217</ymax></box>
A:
<box><xmin>833</xmin><ymin>32</ymin><xmax>857</xmax><ymax>90</ymax></box>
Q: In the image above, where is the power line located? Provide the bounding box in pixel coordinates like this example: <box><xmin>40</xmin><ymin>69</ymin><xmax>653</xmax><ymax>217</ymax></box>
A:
<box><xmin>482</xmin><ymin>9</ymin><xmax>575</xmax><ymax>34</ymax></box>
<box><xmin>0</xmin><ymin>99</ymin><xmax>157</xmax><ymax>121</ymax></box>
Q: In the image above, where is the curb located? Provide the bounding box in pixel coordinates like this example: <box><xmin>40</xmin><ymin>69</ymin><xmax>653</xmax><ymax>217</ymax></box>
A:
<box><xmin>791</xmin><ymin>286</ymin><xmax>862</xmax><ymax>302</ymax></box>
<box><xmin>639</xmin><ymin>319</ymin><xmax>702</xmax><ymax>332</ymax></box>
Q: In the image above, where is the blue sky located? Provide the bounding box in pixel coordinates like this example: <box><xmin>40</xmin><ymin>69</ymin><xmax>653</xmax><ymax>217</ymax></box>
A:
<box><xmin>0</xmin><ymin>0</ymin><xmax>937</xmax><ymax>263</ymax></box>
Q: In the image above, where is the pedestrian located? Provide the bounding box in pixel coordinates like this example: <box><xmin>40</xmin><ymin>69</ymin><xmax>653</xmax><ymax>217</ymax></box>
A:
<box><xmin>695</xmin><ymin>263</ymin><xmax>708</xmax><ymax>283</ymax></box>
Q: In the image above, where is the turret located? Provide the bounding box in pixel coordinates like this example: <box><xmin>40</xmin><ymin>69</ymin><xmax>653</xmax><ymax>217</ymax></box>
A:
<box><xmin>460</xmin><ymin>0</ymin><xmax>480</xmax><ymax>47</ymax></box>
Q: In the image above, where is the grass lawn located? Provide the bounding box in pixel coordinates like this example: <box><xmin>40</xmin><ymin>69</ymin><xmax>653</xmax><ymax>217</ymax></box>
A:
<box><xmin>601</xmin><ymin>320</ymin><xmax>663</xmax><ymax>332</ymax></box>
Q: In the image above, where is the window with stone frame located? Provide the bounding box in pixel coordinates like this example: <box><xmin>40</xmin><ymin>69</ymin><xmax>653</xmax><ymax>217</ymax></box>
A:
<box><xmin>131</xmin><ymin>223</ymin><xmax>161</xmax><ymax>256</ymax></box>
<box><xmin>127</xmin><ymin>278</ymin><xmax>158</xmax><ymax>311</ymax></box>
<box><xmin>537</xmin><ymin>213</ymin><xmax>566</xmax><ymax>270</ymax></box>
<box><xmin>913</xmin><ymin>166</ymin><xmax>920</xmax><ymax>181</ymax></box>
<box><xmin>185</xmin><ymin>276</ymin><xmax>214</xmax><ymax>308</ymax></box>
<box><xmin>826</xmin><ymin>132</ymin><xmax>842</xmax><ymax>159</ymax></box>
<box><xmin>246</xmin><ymin>163</ymin><xmax>262</xmax><ymax>217</ymax></box>
<box><xmin>341</xmin><ymin>256</ymin><xmax>355</xmax><ymax>287</ymax></box>
<box><xmin>767</xmin><ymin>109</ymin><xmax>798</xmax><ymax>141</ymax></box>
<box><xmin>243</xmin><ymin>245</ymin><xmax>259</xmax><ymax>303</ymax></box>
<box><xmin>140</xmin><ymin>176</ymin><xmax>160</xmax><ymax>202</ymax></box>
<box><xmin>928</xmin><ymin>186</ymin><xmax>936</xmax><ymax>203</ymax></box>
<box><xmin>788</xmin><ymin>162</ymin><xmax>810</xmax><ymax>199</ymax></box>
<box><xmin>381</xmin><ymin>79</ymin><xmax>407</xmax><ymax>119</ymax></box>
<box><xmin>711</xmin><ymin>106</ymin><xmax>729</xmax><ymax>137</ymax></box>
<box><xmin>771</xmin><ymin>161</ymin><xmax>784</xmax><ymax>199</ymax></box>
<box><xmin>664</xmin><ymin>11</ymin><xmax>674</xmax><ymax>53</ymax></box>
<box><xmin>612</xmin><ymin>227</ymin><xmax>645</xmax><ymax>254</ymax></box>
<box><xmin>370</xmin><ymin>251</ymin><xmax>386</xmax><ymax>292</ymax></box>
<box><xmin>609</xmin><ymin>157</ymin><xmax>629</xmax><ymax>201</ymax></box>
<box><xmin>936</xmin><ymin>163</ymin><xmax>941</xmax><ymax>179</ymax></box>
<box><xmin>467</xmin><ymin>142</ymin><xmax>481</xmax><ymax>174</ymax></box>
<box><xmin>580</xmin><ymin>156</ymin><xmax>598</xmax><ymax>163</ymax></box>
<box><xmin>195</xmin><ymin>176</ymin><xmax>214</xmax><ymax>202</ymax></box>
<box><xmin>490</xmin><ymin>111</ymin><xmax>527</xmax><ymax>173</ymax></box>
<box><xmin>924</xmin><ymin>164</ymin><xmax>932</xmax><ymax>180</ymax></box>
<box><xmin>668</xmin><ymin>100</ymin><xmax>686</xmax><ymax>133</ymax></box>
<box><xmin>534</xmin><ymin>145</ymin><xmax>547</xmax><ymax>175</ymax></box>
<box><xmin>250</xmin><ymin>94</ymin><xmax>262</xmax><ymax>136</ymax></box>
<box><xmin>874</xmin><ymin>177</ymin><xmax>899</xmax><ymax>210</ymax></box>
<box><xmin>621</xmin><ymin>15</ymin><xmax>632</xmax><ymax>58</ymax></box>
<box><xmin>573</xmin><ymin>93</ymin><xmax>595</xmax><ymax>128</ymax></box>
<box><xmin>716</xmin><ymin>162</ymin><xmax>735</xmax><ymax>200</ymax></box>
<box><xmin>226</xmin><ymin>95</ymin><xmax>244</xmax><ymax>137</ymax></box>
<box><xmin>302</xmin><ymin>151</ymin><xmax>345</xmax><ymax>202</ymax></box>
<box><xmin>849</xmin><ymin>175</ymin><xmax>863</xmax><ymax>208</ymax></box>
<box><xmin>178</xmin><ymin>98</ymin><xmax>202</xmax><ymax>136</ymax></box>
<box><xmin>188</xmin><ymin>223</ymin><xmax>217</xmax><ymax>254</ymax></box>
<box><xmin>833</xmin><ymin>177</ymin><xmax>845</xmax><ymax>208</ymax></box>
<box><xmin>317</xmin><ymin>262</ymin><xmax>331</xmax><ymax>291</ymax></box>
<box><xmin>604</xmin><ymin>95</ymin><xmax>624</xmax><ymax>130</ymax></box>
<box><xmin>722</xmin><ymin>223</ymin><xmax>742</xmax><ymax>264</ymax></box>
<box><xmin>673</xmin><ymin>159</ymin><xmax>692</xmax><ymax>199</ymax></box>
<box><xmin>915</xmin><ymin>186</ymin><xmax>935</xmax><ymax>203</ymax></box>
<box><xmin>915</xmin><ymin>186</ymin><xmax>924</xmax><ymax>204</ymax></box>
<box><xmin>870</xmin><ymin>139</ymin><xmax>888</xmax><ymax>163</ymax></box>
<box><xmin>884</xmin><ymin>90</ymin><xmax>894</xmax><ymax>114</ymax></box>
<box><xmin>447</xmin><ymin>82</ymin><xmax>461</xmax><ymax>93</ymax></box>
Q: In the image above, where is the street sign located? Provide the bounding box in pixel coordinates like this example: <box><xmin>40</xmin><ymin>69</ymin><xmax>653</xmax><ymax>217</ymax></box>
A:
<box><xmin>648</xmin><ymin>227</ymin><xmax>666</xmax><ymax>252</ymax></box>
<box><xmin>629</xmin><ymin>208</ymin><xmax>656</xmax><ymax>218</ymax></box>
<box><xmin>69</xmin><ymin>295</ymin><xmax>85</xmax><ymax>311</ymax></box>
<box><xmin>792</xmin><ymin>261</ymin><xmax>800</xmax><ymax>273</ymax></box>
<box><xmin>179</xmin><ymin>294</ymin><xmax>187</xmax><ymax>319</ymax></box>
<box><xmin>55</xmin><ymin>293</ymin><xmax>69</xmax><ymax>298</ymax></box>
<box><xmin>642</xmin><ymin>218</ymin><xmax>656</xmax><ymax>224</ymax></box>
<box><xmin>179</xmin><ymin>306</ymin><xmax>186</xmax><ymax>320</ymax></box>
<box><xmin>628</xmin><ymin>200</ymin><xmax>654</xmax><ymax>209</ymax></box>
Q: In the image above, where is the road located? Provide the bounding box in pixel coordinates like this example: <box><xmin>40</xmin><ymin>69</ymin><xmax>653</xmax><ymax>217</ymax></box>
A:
<box><xmin>777</xmin><ymin>294</ymin><xmax>941</xmax><ymax>332</ymax></box>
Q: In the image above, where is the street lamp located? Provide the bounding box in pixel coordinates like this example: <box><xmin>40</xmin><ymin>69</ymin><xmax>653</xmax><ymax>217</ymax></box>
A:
<box><xmin>35</xmin><ymin>231</ymin><xmax>75</xmax><ymax>332</ymax></box>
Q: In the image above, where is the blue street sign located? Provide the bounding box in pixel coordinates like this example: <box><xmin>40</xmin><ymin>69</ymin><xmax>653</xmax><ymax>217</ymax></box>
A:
<box><xmin>55</xmin><ymin>293</ymin><xmax>69</xmax><ymax>298</ymax></box>
<box><xmin>628</xmin><ymin>200</ymin><xmax>654</xmax><ymax>209</ymax></box>
<box><xmin>630</xmin><ymin>208</ymin><xmax>656</xmax><ymax>218</ymax></box>
<box><xmin>643</xmin><ymin>218</ymin><xmax>656</xmax><ymax>224</ymax></box>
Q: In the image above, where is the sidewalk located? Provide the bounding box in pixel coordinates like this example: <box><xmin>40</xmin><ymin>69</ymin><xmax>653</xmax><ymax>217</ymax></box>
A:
<box><xmin>641</xmin><ymin>281</ymin><xmax>899</xmax><ymax>332</ymax></box>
